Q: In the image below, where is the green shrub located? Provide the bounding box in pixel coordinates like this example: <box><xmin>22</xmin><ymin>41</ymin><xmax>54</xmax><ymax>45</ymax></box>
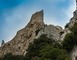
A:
<box><xmin>70</xmin><ymin>23</ymin><xmax>77</xmax><ymax>36</ymax></box>
<box><xmin>39</xmin><ymin>45</ymin><xmax>68</xmax><ymax>60</ymax></box>
<box><xmin>65</xmin><ymin>23</ymin><xmax>69</xmax><ymax>28</ymax></box>
<box><xmin>62</xmin><ymin>33</ymin><xmax>75</xmax><ymax>52</ymax></box>
<box><xmin>25</xmin><ymin>34</ymin><xmax>69</xmax><ymax>60</ymax></box>
<box><xmin>62</xmin><ymin>23</ymin><xmax>77</xmax><ymax>52</ymax></box>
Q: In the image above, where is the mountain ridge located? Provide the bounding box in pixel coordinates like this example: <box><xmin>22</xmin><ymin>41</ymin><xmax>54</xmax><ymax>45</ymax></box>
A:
<box><xmin>0</xmin><ymin>9</ymin><xmax>63</xmax><ymax>57</ymax></box>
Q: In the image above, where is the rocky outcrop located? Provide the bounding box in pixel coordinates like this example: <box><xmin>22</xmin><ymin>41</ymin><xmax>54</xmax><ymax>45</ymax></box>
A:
<box><xmin>0</xmin><ymin>10</ymin><xmax>63</xmax><ymax>57</ymax></box>
<box><xmin>60</xmin><ymin>7</ymin><xmax>77</xmax><ymax>41</ymax></box>
<box><xmin>1</xmin><ymin>40</ymin><xmax>5</xmax><ymax>47</ymax></box>
<box><xmin>68</xmin><ymin>10</ymin><xmax>77</xmax><ymax>60</ymax></box>
<box><xmin>60</xmin><ymin>1</ymin><xmax>77</xmax><ymax>60</ymax></box>
<box><xmin>44</xmin><ymin>25</ymin><xmax>62</xmax><ymax>40</ymax></box>
<box><xmin>70</xmin><ymin>45</ymin><xmax>77</xmax><ymax>60</ymax></box>
<box><xmin>0</xmin><ymin>10</ymin><xmax>44</xmax><ymax>57</ymax></box>
<box><xmin>36</xmin><ymin>25</ymin><xmax>63</xmax><ymax>41</ymax></box>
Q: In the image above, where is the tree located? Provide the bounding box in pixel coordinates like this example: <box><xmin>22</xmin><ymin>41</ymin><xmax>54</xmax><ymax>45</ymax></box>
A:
<box><xmin>70</xmin><ymin>23</ymin><xmax>77</xmax><ymax>36</ymax></box>
<box><xmin>25</xmin><ymin>34</ymin><xmax>69</xmax><ymax>60</ymax></box>
<box><xmin>25</xmin><ymin>34</ymin><xmax>55</xmax><ymax>60</ymax></box>
<box><xmin>62</xmin><ymin>23</ymin><xmax>77</xmax><ymax>52</ymax></box>
<box><xmin>62</xmin><ymin>33</ymin><xmax>75</xmax><ymax>52</ymax></box>
<box><xmin>39</xmin><ymin>44</ymin><xmax>68</xmax><ymax>60</ymax></box>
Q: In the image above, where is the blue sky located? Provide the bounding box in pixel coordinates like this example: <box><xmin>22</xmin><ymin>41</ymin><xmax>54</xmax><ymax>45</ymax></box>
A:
<box><xmin>0</xmin><ymin>0</ymin><xmax>76</xmax><ymax>44</ymax></box>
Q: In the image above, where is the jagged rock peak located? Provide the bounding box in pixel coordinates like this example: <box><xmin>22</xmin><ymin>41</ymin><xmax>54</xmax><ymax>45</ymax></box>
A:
<box><xmin>27</xmin><ymin>10</ymin><xmax>44</xmax><ymax>27</ymax></box>
<box><xmin>0</xmin><ymin>10</ymin><xmax>45</xmax><ymax>58</ymax></box>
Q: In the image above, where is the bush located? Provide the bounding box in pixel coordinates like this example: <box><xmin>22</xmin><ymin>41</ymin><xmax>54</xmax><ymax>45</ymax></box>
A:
<box><xmin>62</xmin><ymin>23</ymin><xmax>77</xmax><ymax>52</ymax></box>
<box><xmin>39</xmin><ymin>45</ymin><xmax>68</xmax><ymax>60</ymax></box>
<box><xmin>65</xmin><ymin>23</ymin><xmax>69</xmax><ymax>28</ymax></box>
<box><xmin>25</xmin><ymin>34</ymin><xmax>55</xmax><ymax>60</ymax></box>
<box><xmin>25</xmin><ymin>34</ymin><xmax>69</xmax><ymax>60</ymax></box>
<box><xmin>1</xmin><ymin>34</ymin><xmax>70</xmax><ymax>60</ymax></box>
<box><xmin>62</xmin><ymin>33</ymin><xmax>75</xmax><ymax>52</ymax></box>
<box><xmin>70</xmin><ymin>23</ymin><xmax>77</xmax><ymax>36</ymax></box>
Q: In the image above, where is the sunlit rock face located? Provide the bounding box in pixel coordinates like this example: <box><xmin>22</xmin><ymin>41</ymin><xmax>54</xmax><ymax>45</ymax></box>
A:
<box><xmin>0</xmin><ymin>10</ymin><xmax>63</xmax><ymax>57</ymax></box>
<box><xmin>44</xmin><ymin>25</ymin><xmax>63</xmax><ymax>41</ymax></box>
<box><xmin>0</xmin><ymin>10</ymin><xmax>45</xmax><ymax>57</ymax></box>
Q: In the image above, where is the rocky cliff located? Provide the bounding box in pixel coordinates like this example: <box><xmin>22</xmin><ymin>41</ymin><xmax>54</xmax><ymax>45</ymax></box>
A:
<box><xmin>0</xmin><ymin>10</ymin><xmax>63</xmax><ymax>57</ymax></box>
<box><xmin>60</xmin><ymin>10</ymin><xmax>77</xmax><ymax>41</ymax></box>
<box><xmin>60</xmin><ymin>1</ymin><xmax>77</xmax><ymax>60</ymax></box>
<box><xmin>66</xmin><ymin>8</ymin><xmax>77</xmax><ymax>60</ymax></box>
<box><xmin>0</xmin><ymin>10</ymin><xmax>45</xmax><ymax>57</ymax></box>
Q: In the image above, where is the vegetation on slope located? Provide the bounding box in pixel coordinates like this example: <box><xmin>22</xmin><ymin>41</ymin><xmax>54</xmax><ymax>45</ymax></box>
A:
<box><xmin>0</xmin><ymin>34</ymin><xmax>69</xmax><ymax>60</ymax></box>
<box><xmin>62</xmin><ymin>23</ymin><xmax>77</xmax><ymax>52</ymax></box>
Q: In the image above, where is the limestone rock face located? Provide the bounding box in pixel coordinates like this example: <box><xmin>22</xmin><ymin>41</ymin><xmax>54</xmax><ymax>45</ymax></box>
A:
<box><xmin>60</xmin><ymin>2</ymin><xmax>77</xmax><ymax>59</ymax></box>
<box><xmin>36</xmin><ymin>25</ymin><xmax>63</xmax><ymax>41</ymax></box>
<box><xmin>68</xmin><ymin>1</ymin><xmax>77</xmax><ymax>60</ymax></box>
<box><xmin>70</xmin><ymin>45</ymin><xmax>77</xmax><ymax>60</ymax></box>
<box><xmin>43</xmin><ymin>25</ymin><xmax>63</xmax><ymax>40</ymax></box>
<box><xmin>1</xmin><ymin>40</ymin><xmax>5</xmax><ymax>47</ymax></box>
<box><xmin>68</xmin><ymin>10</ymin><xmax>77</xmax><ymax>60</ymax></box>
<box><xmin>0</xmin><ymin>10</ymin><xmax>63</xmax><ymax>57</ymax></box>
<box><xmin>0</xmin><ymin>10</ymin><xmax>44</xmax><ymax>57</ymax></box>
